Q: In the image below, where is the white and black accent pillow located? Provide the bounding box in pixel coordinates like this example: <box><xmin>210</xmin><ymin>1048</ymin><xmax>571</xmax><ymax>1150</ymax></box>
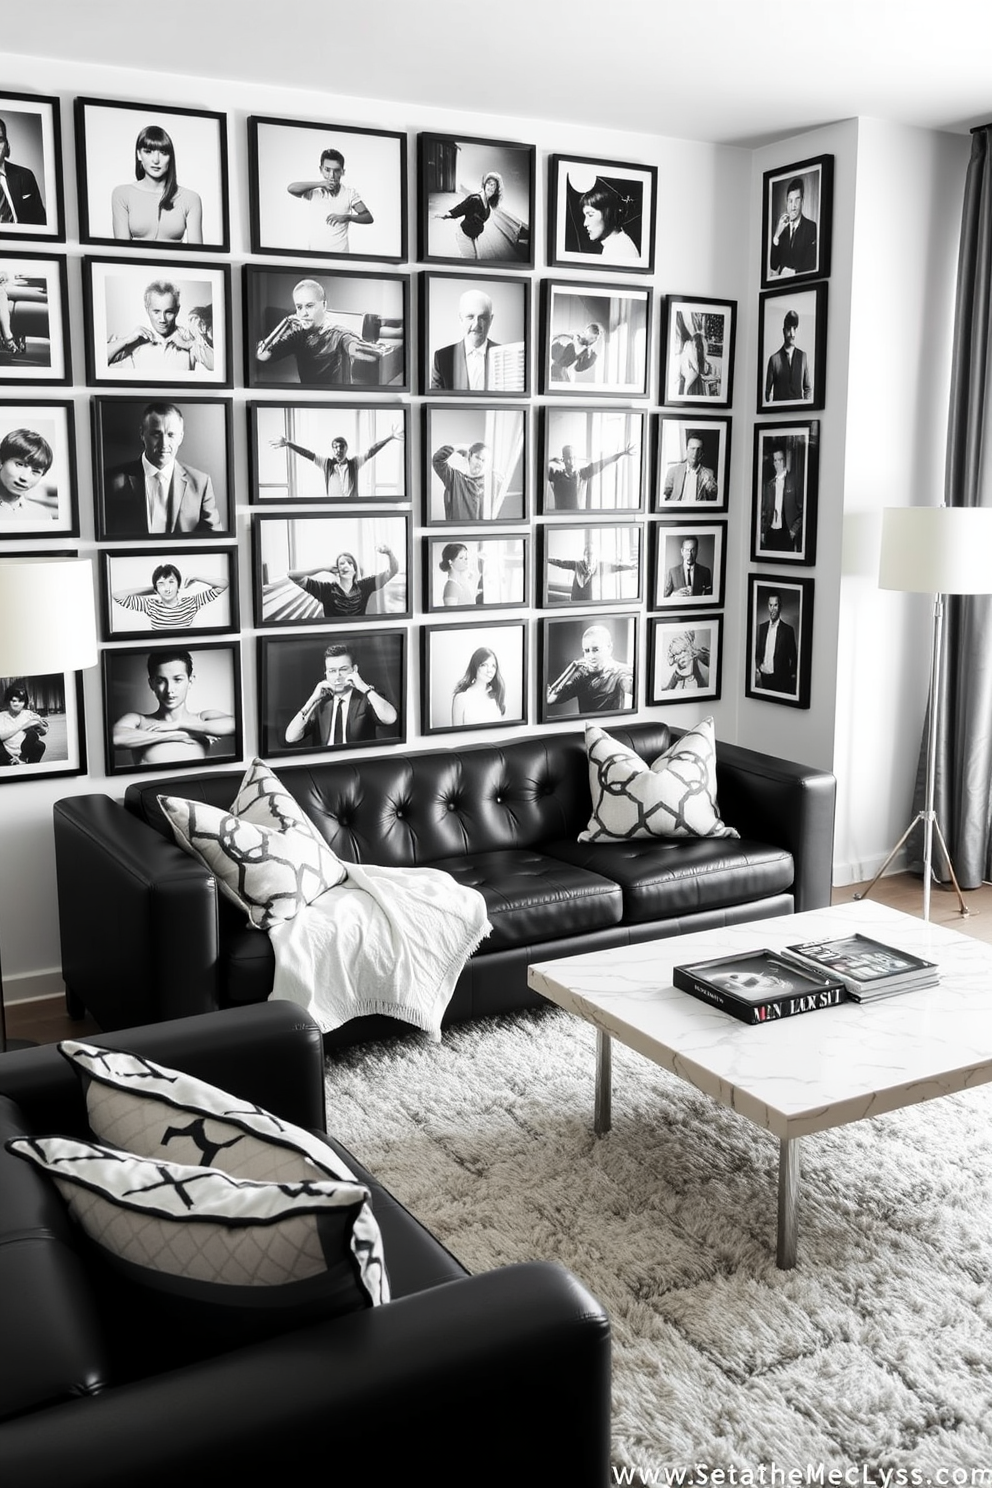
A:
<box><xmin>579</xmin><ymin>718</ymin><xmax>739</xmax><ymax>843</ymax></box>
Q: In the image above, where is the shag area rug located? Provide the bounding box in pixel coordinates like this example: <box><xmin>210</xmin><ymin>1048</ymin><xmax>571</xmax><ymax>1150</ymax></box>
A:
<box><xmin>325</xmin><ymin>1007</ymin><xmax>992</xmax><ymax>1481</ymax></box>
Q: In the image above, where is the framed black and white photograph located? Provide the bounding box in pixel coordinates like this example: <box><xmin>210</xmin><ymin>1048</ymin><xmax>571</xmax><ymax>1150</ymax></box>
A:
<box><xmin>541</xmin><ymin>280</ymin><xmax>650</xmax><ymax>397</ymax></box>
<box><xmin>540</xmin><ymin>522</ymin><xmax>642</xmax><ymax>608</ymax></box>
<box><xmin>540</xmin><ymin>406</ymin><xmax>644</xmax><ymax>514</ymax></box>
<box><xmin>746</xmin><ymin>574</ymin><xmax>814</xmax><ymax>709</ymax></box>
<box><xmin>648</xmin><ymin>614</ymin><xmax>723</xmax><ymax>705</ymax></box>
<box><xmin>418</xmin><ymin>132</ymin><xmax>534</xmax><ymax>267</ymax></box>
<box><xmin>100</xmin><ymin>546</ymin><xmax>238</xmax><ymax>640</ymax></box>
<box><xmin>757</xmin><ymin>281</ymin><xmax>828</xmax><ymax>414</ymax></box>
<box><xmin>92</xmin><ymin>395</ymin><xmax>234</xmax><ymax>540</ymax></box>
<box><xmin>751</xmin><ymin>420</ymin><xmax>820</xmax><ymax>564</ymax></box>
<box><xmin>423</xmin><ymin>404</ymin><xmax>526</xmax><ymax>525</ymax></box>
<box><xmin>252</xmin><ymin>511</ymin><xmax>409</xmax><ymax>627</ymax></box>
<box><xmin>0</xmin><ymin>401</ymin><xmax>77</xmax><ymax>536</ymax></box>
<box><xmin>661</xmin><ymin>295</ymin><xmax>736</xmax><ymax>408</ymax></box>
<box><xmin>75</xmin><ymin>97</ymin><xmax>230</xmax><ymax>252</ymax></box>
<box><xmin>245</xmin><ymin>266</ymin><xmax>408</xmax><ymax>392</ymax></box>
<box><xmin>653</xmin><ymin>414</ymin><xmax>731</xmax><ymax>513</ymax></box>
<box><xmin>249</xmin><ymin>403</ymin><xmax>408</xmax><ymax>505</ymax></box>
<box><xmin>424</xmin><ymin>533</ymin><xmax>528</xmax><ymax>612</ymax></box>
<box><xmin>83</xmin><ymin>257</ymin><xmax>231</xmax><ymax>388</ymax></box>
<box><xmin>651</xmin><ymin>521</ymin><xmax>727</xmax><ymax>610</ymax></box>
<box><xmin>0</xmin><ymin>90</ymin><xmax>65</xmax><ymax>242</ymax></box>
<box><xmin>258</xmin><ymin>629</ymin><xmax>405</xmax><ymax>758</ymax></box>
<box><xmin>540</xmin><ymin>612</ymin><xmax>638</xmax><ymax>723</ymax></box>
<box><xmin>761</xmin><ymin>153</ymin><xmax>833</xmax><ymax>288</ymax></box>
<box><xmin>548</xmin><ymin>154</ymin><xmax>656</xmax><ymax>273</ymax></box>
<box><xmin>421</xmin><ymin>619</ymin><xmax>527</xmax><ymax>734</ymax></box>
<box><xmin>421</xmin><ymin>271</ymin><xmax>529</xmax><ymax>396</ymax></box>
<box><xmin>249</xmin><ymin>115</ymin><xmax>406</xmax><ymax>261</ymax></box>
<box><xmin>103</xmin><ymin>639</ymin><xmax>243</xmax><ymax>777</ymax></box>
<box><xmin>0</xmin><ymin>668</ymin><xmax>85</xmax><ymax>781</ymax></box>
<box><xmin>0</xmin><ymin>251</ymin><xmax>70</xmax><ymax>384</ymax></box>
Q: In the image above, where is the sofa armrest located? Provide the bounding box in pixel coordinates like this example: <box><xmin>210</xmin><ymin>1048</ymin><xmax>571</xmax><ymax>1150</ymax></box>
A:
<box><xmin>714</xmin><ymin>741</ymin><xmax>836</xmax><ymax>911</ymax></box>
<box><xmin>0</xmin><ymin>1262</ymin><xmax>611</xmax><ymax>1486</ymax></box>
<box><xmin>53</xmin><ymin>795</ymin><xmax>222</xmax><ymax>1030</ymax></box>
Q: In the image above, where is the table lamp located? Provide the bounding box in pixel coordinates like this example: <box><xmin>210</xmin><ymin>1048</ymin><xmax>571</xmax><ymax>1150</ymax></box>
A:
<box><xmin>0</xmin><ymin>557</ymin><xmax>97</xmax><ymax>1051</ymax></box>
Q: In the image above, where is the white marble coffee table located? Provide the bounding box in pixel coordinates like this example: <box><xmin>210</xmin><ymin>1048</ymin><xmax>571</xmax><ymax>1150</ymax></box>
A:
<box><xmin>528</xmin><ymin>901</ymin><xmax>992</xmax><ymax>1268</ymax></box>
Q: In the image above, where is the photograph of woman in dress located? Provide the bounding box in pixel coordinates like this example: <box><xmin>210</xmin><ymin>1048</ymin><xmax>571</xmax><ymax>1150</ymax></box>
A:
<box><xmin>451</xmin><ymin>646</ymin><xmax>506</xmax><ymax>726</ymax></box>
<box><xmin>422</xmin><ymin>620</ymin><xmax>526</xmax><ymax>734</ymax></box>
<box><xmin>438</xmin><ymin>542</ymin><xmax>480</xmax><ymax>607</ymax></box>
<box><xmin>419</xmin><ymin>133</ymin><xmax>534</xmax><ymax>266</ymax></box>
<box><xmin>112</xmin><ymin>124</ymin><xmax>202</xmax><ymax>243</ymax></box>
<box><xmin>433</xmin><ymin>171</ymin><xmax>503</xmax><ymax>261</ymax></box>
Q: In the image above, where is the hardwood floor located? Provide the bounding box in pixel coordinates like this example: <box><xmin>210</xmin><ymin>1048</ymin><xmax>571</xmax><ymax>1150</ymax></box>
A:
<box><xmin>5</xmin><ymin>872</ymin><xmax>991</xmax><ymax>1048</ymax></box>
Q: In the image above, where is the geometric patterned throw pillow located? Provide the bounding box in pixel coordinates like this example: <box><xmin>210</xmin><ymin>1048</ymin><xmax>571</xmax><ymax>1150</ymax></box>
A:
<box><xmin>6</xmin><ymin>1134</ymin><xmax>384</xmax><ymax>1318</ymax></box>
<box><xmin>578</xmin><ymin>718</ymin><xmax>739</xmax><ymax>843</ymax></box>
<box><xmin>158</xmin><ymin>758</ymin><xmax>347</xmax><ymax>931</ymax></box>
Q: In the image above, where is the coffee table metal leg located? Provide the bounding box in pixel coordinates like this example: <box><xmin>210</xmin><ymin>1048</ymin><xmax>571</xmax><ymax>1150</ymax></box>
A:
<box><xmin>594</xmin><ymin>1029</ymin><xmax>612</xmax><ymax>1135</ymax></box>
<box><xmin>777</xmin><ymin>1136</ymin><xmax>800</xmax><ymax>1269</ymax></box>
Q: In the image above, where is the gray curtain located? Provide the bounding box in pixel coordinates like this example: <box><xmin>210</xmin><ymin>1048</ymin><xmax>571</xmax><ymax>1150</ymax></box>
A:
<box><xmin>912</xmin><ymin>126</ymin><xmax>992</xmax><ymax>887</ymax></box>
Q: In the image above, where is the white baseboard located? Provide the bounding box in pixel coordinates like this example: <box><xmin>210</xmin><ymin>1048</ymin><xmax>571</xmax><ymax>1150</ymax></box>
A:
<box><xmin>2</xmin><ymin>969</ymin><xmax>66</xmax><ymax>1006</ymax></box>
<box><xmin>832</xmin><ymin>846</ymin><xmax>910</xmax><ymax>889</ymax></box>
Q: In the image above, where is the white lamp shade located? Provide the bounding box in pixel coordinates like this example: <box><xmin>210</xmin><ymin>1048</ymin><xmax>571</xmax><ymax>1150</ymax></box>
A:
<box><xmin>0</xmin><ymin>558</ymin><xmax>98</xmax><ymax>674</ymax></box>
<box><xmin>879</xmin><ymin>506</ymin><xmax>992</xmax><ymax>594</ymax></box>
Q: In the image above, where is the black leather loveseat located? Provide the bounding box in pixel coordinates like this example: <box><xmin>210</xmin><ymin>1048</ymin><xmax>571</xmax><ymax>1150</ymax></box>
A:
<box><xmin>0</xmin><ymin>1002</ymin><xmax>610</xmax><ymax>1485</ymax></box>
<box><xmin>54</xmin><ymin>722</ymin><xmax>836</xmax><ymax>1043</ymax></box>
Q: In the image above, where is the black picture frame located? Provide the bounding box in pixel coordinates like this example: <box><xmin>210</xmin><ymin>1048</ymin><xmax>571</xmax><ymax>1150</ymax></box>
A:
<box><xmin>423</xmin><ymin>403</ymin><xmax>527</xmax><ymax>525</ymax></box>
<box><xmin>100</xmin><ymin>545</ymin><xmax>239</xmax><ymax>641</ymax></box>
<box><xmin>421</xmin><ymin>619</ymin><xmax>528</xmax><ymax>735</ymax></box>
<box><xmin>0</xmin><ymin>89</ymin><xmax>65</xmax><ymax>242</ymax></box>
<box><xmin>540</xmin><ymin>406</ymin><xmax>645</xmax><ymax>514</ymax></box>
<box><xmin>82</xmin><ymin>256</ymin><xmax>232</xmax><ymax>389</ymax></box>
<box><xmin>0</xmin><ymin>666</ymin><xmax>85</xmax><ymax>782</ymax></box>
<box><xmin>0</xmin><ymin>399</ymin><xmax>77</xmax><ymax>536</ymax></box>
<box><xmin>650</xmin><ymin>520</ymin><xmax>728</xmax><ymax>610</ymax></box>
<box><xmin>653</xmin><ymin>414</ymin><xmax>731</xmax><ymax>513</ymax></box>
<box><xmin>252</xmin><ymin>511</ymin><xmax>410</xmax><ymax>628</ymax></box>
<box><xmin>423</xmin><ymin>532</ymin><xmax>529</xmax><ymax>612</ymax></box>
<box><xmin>540</xmin><ymin>612</ymin><xmax>638</xmax><ymax>723</ymax></box>
<box><xmin>245</xmin><ymin>265</ymin><xmax>408</xmax><ymax>392</ymax></box>
<box><xmin>746</xmin><ymin>574</ymin><xmax>814</xmax><ymax>709</ymax></box>
<box><xmin>761</xmin><ymin>153</ymin><xmax>834</xmax><ymax>289</ymax></box>
<box><xmin>248</xmin><ymin>402</ymin><xmax>408</xmax><ymax>505</ymax></box>
<box><xmin>421</xmin><ymin>271</ymin><xmax>529</xmax><ymax>396</ymax></box>
<box><xmin>661</xmin><ymin>294</ymin><xmax>736</xmax><ymax>409</ymax></box>
<box><xmin>647</xmin><ymin>614</ymin><xmax>723</xmax><ymax>706</ymax></box>
<box><xmin>548</xmin><ymin>154</ymin><xmax>657</xmax><ymax>274</ymax></box>
<box><xmin>0</xmin><ymin>251</ymin><xmax>71</xmax><ymax>385</ymax></box>
<box><xmin>418</xmin><ymin>132</ymin><xmax>534</xmax><ymax>268</ymax></box>
<box><xmin>103</xmin><ymin>639</ymin><xmax>243</xmax><ymax>777</ymax></box>
<box><xmin>258</xmin><ymin>629</ymin><xmax>406</xmax><ymax>759</ymax></box>
<box><xmin>750</xmin><ymin>420</ymin><xmax>820</xmax><ymax>565</ymax></box>
<box><xmin>757</xmin><ymin>281</ymin><xmax>828</xmax><ymax>414</ymax></box>
<box><xmin>539</xmin><ymin>522</ymin><xmax>643</xmax><ymax>609</ymax></box>
<box><xmin>248</xmin><ymin>115</ymin><xmax>406</xmax><ymax>261</ymax></box>
<box><xmin>92</xmin><ymin>395</ymin><xmax>234</xmax><ymax>540</ymax></box>
<box><xmin>74</xmin><ymin>96</ymin><xmax>230</xmax><ymax>253</ymax></box>
<box><xmin>541</xmin><ymin>279</ymin><xmax>651</xmax><ymax>397</ymax></box>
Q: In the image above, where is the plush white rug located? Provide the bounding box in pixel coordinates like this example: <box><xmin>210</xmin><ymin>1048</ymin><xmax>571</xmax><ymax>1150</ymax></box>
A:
<box><xmin>324</xmin><ymin>1007</ymin><xmax>992</xmax><ymax>1479</ymax></box>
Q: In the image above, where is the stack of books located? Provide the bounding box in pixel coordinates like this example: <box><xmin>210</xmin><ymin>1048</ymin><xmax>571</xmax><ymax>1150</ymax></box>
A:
<box><xmin>777</xmin><ymin>933</ymin><xmax>939</xmax><ymax>1002</ymax></box>
<box><xmin>673</xmin><ymin>950</ymin><xmax>847</xmax><ymax>1026</ymax></box>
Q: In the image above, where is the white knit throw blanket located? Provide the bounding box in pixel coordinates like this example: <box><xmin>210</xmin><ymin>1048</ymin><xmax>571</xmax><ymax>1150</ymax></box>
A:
<box><xmin>267</xmin><ymin>860</ymin><xmax>491</xmax><ymax>1042</ymax></box>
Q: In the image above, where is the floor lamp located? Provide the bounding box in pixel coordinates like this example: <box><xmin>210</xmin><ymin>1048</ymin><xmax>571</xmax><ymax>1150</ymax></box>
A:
<box><xmin>854</xmin><ymin>505</ymin><xmax>992</xmax><ymax>922</ymax></box>
<box><xmin>0</xmin><ymin>557</ymin><xmax>97</xmax><ymax>1052</ymax></box>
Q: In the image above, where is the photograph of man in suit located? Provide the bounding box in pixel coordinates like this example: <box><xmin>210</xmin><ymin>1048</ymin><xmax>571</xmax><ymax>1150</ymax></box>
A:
<box><xmin>770</xmin><ymin>177</ymin><xmax>817</xmax><ymax>278</ymax></box>
<box><xmin>104</xmin><ymin>401</ymin><xmax>221</xmax><ymax>537</ymax></box>
<box><xmin>663</xmin><ymin>535</ymin><xmax>713</xmax><ymax>599</ymax></box>
<box><xmin>430</xmin><ymin>288</ymin><xmax>505</xmax><ymax>392</ymax></box>
<box><xmin>662</xmin><ymin>435</ymin><xmax>718</xmax><ymax>503</ymax></box>
<box><xmin>764</xmin><ymin>310</ymin><xmax>811</xmax><ymax>404</ymax></box>
<box><xmin>284</xmin><ymin>641</ymin><xmax>398</xmax><ymax>748</ymax></box>
<box><xmin>760</xmin><ymin>445</ymin><xmax>803</xmax><ymax>552</ymax></box>
<box><xmin>0</xmin><ymin>116</ymin><xmax>46</xmax><ymax>226</ymax></box>
<box><xmin>754</xmin><ymin>590</ymin><xmax>798</xmax><ymax>694</ymax></box>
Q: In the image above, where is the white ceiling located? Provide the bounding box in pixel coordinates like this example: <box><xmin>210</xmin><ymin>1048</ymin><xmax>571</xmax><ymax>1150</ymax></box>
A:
<box><xmin>5</xmin><ymin>0</ymin><xmax>991</xmax><ymax>146</ymax></box>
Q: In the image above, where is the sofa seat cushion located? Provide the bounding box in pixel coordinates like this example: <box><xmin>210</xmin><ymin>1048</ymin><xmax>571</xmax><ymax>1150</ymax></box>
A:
<box><xmin>543</xmin><ymin>836</ymin><xmax>795</xmax><ymax>925</ymax></box>
<box><xmin>427</xmin><ymin>850</ymin><xmax>622</xmax><ymax>953</ymax></box>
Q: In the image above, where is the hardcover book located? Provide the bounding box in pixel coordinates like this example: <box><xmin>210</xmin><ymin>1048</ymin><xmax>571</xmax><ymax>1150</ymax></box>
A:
<box><xmin>779</xmin><ymin>934</ymin><xmax>938</xmax><ymax>1001</ymax></box>
<box><xmin>672</xmin><ymin>949</ymin><xmax>847</xmax><ymax>1026</ymax></box>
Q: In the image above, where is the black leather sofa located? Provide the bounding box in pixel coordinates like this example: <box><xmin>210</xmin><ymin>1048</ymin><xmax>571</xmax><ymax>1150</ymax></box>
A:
<box><xmin>0</xmin><ymin>1002</ymin><xmax>611</xmax><ymax>1486</ymax></box>
<box><xmin>54</xmin><ymin>722</ymin><xmax>836</xmax><ymax>1042</ymax></box>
